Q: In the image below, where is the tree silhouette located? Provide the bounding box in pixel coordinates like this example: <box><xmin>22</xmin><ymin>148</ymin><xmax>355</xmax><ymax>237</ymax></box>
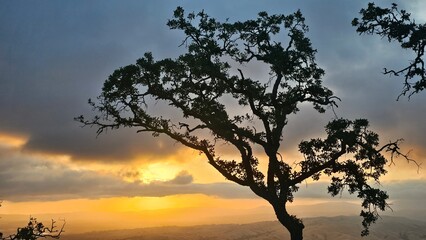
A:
<box><xmin>0</xmin><ymin>217</ymin><xmax>65</xmax><ymax>240</ymax></box>
<box><xmin>353</xmin><ymin>2</ymin><xmax>426</xmax><ymax>99</ymax></box>
<box><xmin>0</xmin><ymin>202</ymin><xmax>65</xmax><ymax>240</ymax></box>
<box><xmin>77</xmin><ymin>7</ymin><xmax>410</xmax><ymax>240</ymax></box>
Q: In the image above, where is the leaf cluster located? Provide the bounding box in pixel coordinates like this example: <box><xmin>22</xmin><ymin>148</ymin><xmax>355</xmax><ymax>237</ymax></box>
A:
<box><xmin>353</xmin><ymin>2</ymin><xmax>426</xmax><ymax>98</ymax></box>
<box><xmin>297</xmin><ymin>118</ymin><xmax>404</xmax><ymax>235</ymax></box>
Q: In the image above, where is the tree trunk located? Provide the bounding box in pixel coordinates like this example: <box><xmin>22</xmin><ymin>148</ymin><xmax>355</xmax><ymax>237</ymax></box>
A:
<box><xmin>288</xmin><ymin>225</ymin><xmax>303</xmax><ymax>240</ymax></box>
<box><xmin>272</xmin><ymin>203</ymin><xmax>304</xmax><ymax>240</ymax></box>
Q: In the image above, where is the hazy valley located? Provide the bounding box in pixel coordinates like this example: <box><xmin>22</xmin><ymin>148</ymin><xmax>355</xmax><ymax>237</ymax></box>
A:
<box><xmin>58</xmin><ymin>216</ymin><xmax>426</xmax><ymax>240</ymax></box>
<box><xmin>2</xmin><ymin>201</ymin><xmax>426</xmax><ymax>239</ymax></box>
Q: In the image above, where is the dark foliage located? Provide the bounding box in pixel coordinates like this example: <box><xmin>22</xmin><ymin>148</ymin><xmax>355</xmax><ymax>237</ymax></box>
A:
<box><xmin>78</xmin><ymin>7</ymin><xmax>411</xmax><ymax>239</ymax></box>
<box><xmin>1</xmin><ymin>217</ymin><xmax>65</xmax><ymax>240</ymax></box>
<box><xmin>0</xmin><ymin>202</ymin><xmax>65</xmax><ymax>240</ymax></box>
<box><xmin>353</xmin><ymin>2</ymin><xmax>426</xmax><ymax>99</ymax></box>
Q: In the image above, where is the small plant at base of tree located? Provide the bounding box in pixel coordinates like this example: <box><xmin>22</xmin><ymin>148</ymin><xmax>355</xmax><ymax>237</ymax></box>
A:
<box><xmin>0</xmin><ymin>202</ymin><xmax>65</xmax><ymax>240</ymax></box>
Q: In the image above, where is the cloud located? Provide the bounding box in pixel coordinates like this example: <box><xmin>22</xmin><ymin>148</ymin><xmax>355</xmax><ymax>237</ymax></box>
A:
<box><xmin>164</xmin><ymin>170</ymin><xmax>194</xmax><ymax>185</ymax></box>
<box><xmin>0</xmin><ymin>0</ymin><xmax>186</xmax><ymax>163</ymax></box>
<box><xmin>293</xmin><ymin>179</ymin><xmax>426</xmax><ymax>204</ymax></box>
<box><xmin>0</xmin><ymin>144</ymin><xmax>254</xmax><ymax>202</ymax></box>
<box><xmin>0</xmin><ymin>0</ymin><xmax>425</xmax><ymax>194</ymax></box>
<box><xmin>1</xmin><ymin>138</ymin><xmax>424</xmax><ymax>205</ymax></box>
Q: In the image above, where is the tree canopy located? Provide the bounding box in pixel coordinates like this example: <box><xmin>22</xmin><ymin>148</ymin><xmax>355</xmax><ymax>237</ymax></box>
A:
<box><xmin>78</xmin><ymin>7</ymin><xmax>411</xmax><ymax>240</ymax></box>
<box><xmin>353</xmin><ymin>2</ymin><xmax>426</xmax><ymax>98</ymax></box>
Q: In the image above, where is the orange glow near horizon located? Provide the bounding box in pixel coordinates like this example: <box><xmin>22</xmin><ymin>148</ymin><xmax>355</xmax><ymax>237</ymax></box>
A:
<box><xmin>0</xmin><ymin>195</ymin><xmax>275</xmax><ymax>234</ymax></box>
<box><xmin>0</xmin><ymin>194</ymin><xmax>366</xmax><ymax>234</ymax></box>
<box><xmin>0</xmin><ymin>130</ymin><xmax>424</xmax><ymax>234</ymax></box>
<box><xmin>0</xmin><ymin>194</ymin><xmax>270</xmax><ymax>215</ymax></box>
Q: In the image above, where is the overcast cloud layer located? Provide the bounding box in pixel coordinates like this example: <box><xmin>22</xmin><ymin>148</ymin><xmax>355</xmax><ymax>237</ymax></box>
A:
<box><xmin>1</xmin><ymin>143</ymin><xmax>425</xmax><ymax>210</ymax></box>
<box><xmin>1</xmin><ymin>0</ymin><xmax>425</xmax><ymax>202</ymax></box>
<box><xmin>0</xmin><ymin>144</ymin><xmax>257</xmax><ymax>201</ymax></box>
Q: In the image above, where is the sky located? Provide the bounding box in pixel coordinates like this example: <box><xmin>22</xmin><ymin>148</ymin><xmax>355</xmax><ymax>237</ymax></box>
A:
<box><xmin>1</xmin><ymin>0</ymin><xmax>426</xmax><ymax>234</ymax></box>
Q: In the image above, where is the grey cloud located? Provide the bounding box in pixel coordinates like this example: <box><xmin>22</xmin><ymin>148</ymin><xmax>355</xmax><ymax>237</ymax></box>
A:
<box><xmin>294</xmin><ymin>180</ymin><xmax>426</xmax><ymax>203</ymax></box>
<box><xmin>293</xmin><ymin>180</ymin><xmax>426</xmax><ymax>220</ymax></box>
<box><xmin>278</xmin><ymin>0</ymin><xmax>426</xmax><ymax>159</ymax></box>
<box><xmin>23</xmin><ymin>128</ymin><xmax>179</xmax><ymax>162</ymax></box>
<box><xmin>164</xmin><ymin>170</ymin><xmax>194</xmax><ymax>185</ymax></box>
<box><xmin>0</xmin><ymin>0</ymin><xmax>186</xmax><ymax>162</ymax></box>
<box><xmin>1</xmin><ymin>143</ymin><xmax>424</xmax><ymax>203</ymax></box>
<box><xmin>117</xmin><ymin>168</ymin><xmax>141</xmax><ymax>180</ymax></box>
<box><xmin>0</xmin><ymin>146</ymin><xmax>254</xmax><ymax>202</ymax></box>
<box><xmin>1</xmin><ymin>0</ymin><xmax>425</xmax><ymax>170</ymax></box>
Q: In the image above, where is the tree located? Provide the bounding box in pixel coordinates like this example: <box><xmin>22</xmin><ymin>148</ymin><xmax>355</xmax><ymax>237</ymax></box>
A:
<box><xmin>0</xmin><ymin>217</ymin><xmax>65</xmax><ymax>240</ymax></box>
<box><xmin>0</xmin><ymin>202</ymin><xmax>65</xmax><ymax>240</ymax></box>
<box><xmin>352</xmin><ymin>2</ymin><xmax>426</xmax><ymax>99</ymax></box>
<box><xmin>77</xmin><ymin>7</ymin><xmax>410</xmax><ymax>240</ymax></box>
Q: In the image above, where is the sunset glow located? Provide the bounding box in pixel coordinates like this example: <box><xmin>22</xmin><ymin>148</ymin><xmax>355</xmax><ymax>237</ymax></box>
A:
<box><xmin>1</xmin><ymin>1</ymin><xmax>426</xmax><ymax>238</ymax></box>
<box><xmin>0</xmin><ymin>133</ymin><xmax>27</xmax><ymax>148</ymax></box>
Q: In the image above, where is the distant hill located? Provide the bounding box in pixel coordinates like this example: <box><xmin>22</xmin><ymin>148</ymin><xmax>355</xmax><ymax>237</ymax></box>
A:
<box><xmin>60</xmin><ymin>216</ymin><xmax>426</xmax><ymax>240</ymax></box>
